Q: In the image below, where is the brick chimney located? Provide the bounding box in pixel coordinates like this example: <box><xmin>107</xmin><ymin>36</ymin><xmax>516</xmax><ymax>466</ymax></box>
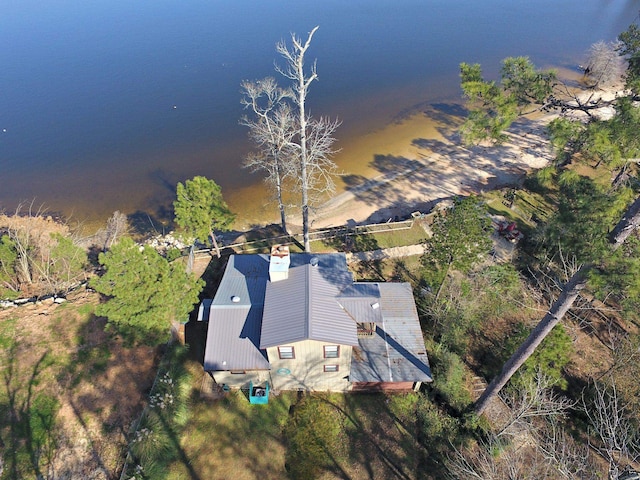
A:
<box><xmin>269</xmin><ymin>245</ymin><xmax>290</xmax><ymax>282</ymax></box>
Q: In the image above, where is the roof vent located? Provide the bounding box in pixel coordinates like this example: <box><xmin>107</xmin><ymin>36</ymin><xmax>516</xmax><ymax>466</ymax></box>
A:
<box><xmin>231</xmin><ymin>295</ymin><xmax>240</xmax><ymax>303</ymax></box>
<box><xmin>310</xmin><ymin>256</ymin><xmax>319</xmax><ymax>267</ymax></box>
<box><xmin>371</xmin><ymin>302</ymin><xmax>380</xmax><ymax>309</ymax></box>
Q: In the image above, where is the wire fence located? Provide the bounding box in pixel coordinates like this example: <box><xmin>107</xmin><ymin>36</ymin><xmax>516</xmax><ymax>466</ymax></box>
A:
<box><xmin>198</xmin><ymin>217</ymin><xmax>420</xmax><ymax>255</ymax></box>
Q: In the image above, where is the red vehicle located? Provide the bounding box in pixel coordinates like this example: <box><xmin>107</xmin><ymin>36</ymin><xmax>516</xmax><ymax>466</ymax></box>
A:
<box><xmin>497</xmin><ymin>220</ymin><xmax>523</xmax><ymax>243</ymax></box>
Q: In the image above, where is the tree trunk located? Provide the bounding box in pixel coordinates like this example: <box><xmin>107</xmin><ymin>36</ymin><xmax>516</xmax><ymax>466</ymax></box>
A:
<box><xmin>609</xmin><ymin>196</ymin><xmax>640</xmax><ymax>249</ymax></box>
<box><xmin>475</xmin><ymin>266</ymin><xmax>588</xmax><ymax>414</ymax></box>
<box><xmin>475</xmin><ymin>194</ymin><xmax>640</xmax><ymax>415</ymax></box>
<box><xmin>297</xmin><ymin>61</ymin><xmax>310</xmax><ymax>252</ymax></box>
<box><xmin>293</xmin><ymin>27</ymin><xmax>318</xmax><ymax>253</ymax></box>
<box><xmin>275</xmin><ymin>161</ymin><xmax>288</xmax><ymax>235</ymax></box>
<box><xmin>210</xmin><ymin>229</ymin><xmax>221</xmax><ymax>259</ymax></box>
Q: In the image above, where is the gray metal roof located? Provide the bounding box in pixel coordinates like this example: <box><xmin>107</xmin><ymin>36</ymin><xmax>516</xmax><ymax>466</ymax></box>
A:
<box><xmin>202</xmin><ymin>253</ymin><xmax>430</xmax><ymax>380</ymax></box>
<box><xmin>203</xmin><ymin>255</ymin><xmax>271</xmax><ymax>372</ymax></box>
<box><xmin>350</xmin><ymin>283</ymin><xmax>432</xmax><ymax>383</ymax></box>
<box><xmin>337</xmin><ymin>283</ymin><xmax>383</xmax><ymax>325</ymax></box>
<box><xmin>260</xmin><ymin>254</ymin><xmax>359</xmax><ymax>348</ymax></box>
<box><xmin>211</xmin><ymin>254</ymin><xmax>269</xmax><ymax>308</ymax></box>
<box><xmin>204</xmin><ymin>306</ymin><xmax>270</xmax><ymax>371</ymax></box>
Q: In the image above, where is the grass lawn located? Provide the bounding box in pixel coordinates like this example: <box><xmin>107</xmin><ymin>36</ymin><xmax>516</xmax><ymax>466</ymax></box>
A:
<box><xmin>168</xmin><ymin>382</ymin><xmax>433</xmax><ymax>480</ymax></box>
<box><xmin>367</xmin><ymin>222</ymin><xmax>428</xmax><ymax>249</ymax></box>
<box><xmin>167</xmin><ymin>387</ymin><xmax>295</xmax><ymax>480</ymax></box>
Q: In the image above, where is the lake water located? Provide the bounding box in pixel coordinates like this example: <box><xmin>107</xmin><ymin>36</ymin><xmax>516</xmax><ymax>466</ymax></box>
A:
<box><xmin>0</xmin><ymin>0</ymin><xmax>636</xmax><ymax>229</ymax></box>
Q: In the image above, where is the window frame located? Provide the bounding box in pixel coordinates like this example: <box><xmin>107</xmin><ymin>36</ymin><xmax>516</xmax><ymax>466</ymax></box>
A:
<box><xmin>323</xmin><ymin>345</ymin><xmax>340</xmax><ymax>359</ymax></box>
<box><xmin>278</xmin><ymin>346</ymin><xmax>295</xmax><ymax>359</ymax></box>
<box><xmin>324</xmin><ymin>364</ymin><xmax>339</xmax><ymax>373</ymax></box>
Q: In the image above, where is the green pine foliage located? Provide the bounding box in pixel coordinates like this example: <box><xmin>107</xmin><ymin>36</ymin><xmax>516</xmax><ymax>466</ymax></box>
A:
<box><xmin>460</xmin><ymin>63</ymin><xmax>518</xmax><ymax>145</ymax></box>
<box><xmin>618</xmin><ymin>23</ymin><xmax>640</xmax><ymax>93</ymax></box>
<box><xmin>548</xmin><ymin>98</ymin><xmax>640</xmax><ymax>170</ymax></box>
<box><xmin>459</xmin><ymin>57</ymin><xmax>555</xmax><ymax>145</ymax></box>
<box><xmin>547</xmin><ymin>117</ymin><xmax>586</xmax><ymax>165</ymax></box>
<box><xmin>589</xmin><ymin>235</ymin><xmax>640</xmax><ymax>322</ymax></box>
<box><xmin>537</xmin><ymin>176</ymin><xmax>633</xmax><ymax>263</ymax></box>
<box><xmin>500</xmin><ymin>56</ymin><xmax>556</xmax><ymax>107</ymax></box>
<box><xmin>173</xmin><ymin>176</ymin><xmax>235</xmax><ymax>245</ymax></box>
<box><xmin>422</xmin><ymin>195</ymin><xmax>493</xmax><ymax>285</ymax></box>
<box><xmin>90</xmin><ymin>237</ymin><xmax>204</xmax><ymax>345</ymax></box>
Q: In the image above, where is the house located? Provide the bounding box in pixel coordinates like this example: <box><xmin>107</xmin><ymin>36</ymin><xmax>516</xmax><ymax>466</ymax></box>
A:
<box><xmin>198</xmin><ymin>245</ymin><xmax>432</xmax><ymax>393</ymax></box>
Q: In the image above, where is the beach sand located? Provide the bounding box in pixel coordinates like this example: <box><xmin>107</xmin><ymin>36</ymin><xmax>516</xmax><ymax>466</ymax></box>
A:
<box><xmin>232</xmin><ymin>82</ymin><xmax>623</xmax><ymax>233</ymax></box>
<box><xmin>308</xmin><ymin>104</ymin><xmax>554</xmax><ymax>229</ymax></box>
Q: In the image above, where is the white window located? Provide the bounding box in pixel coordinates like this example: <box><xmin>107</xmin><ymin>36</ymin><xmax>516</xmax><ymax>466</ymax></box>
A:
<box><xmin>278</xmin><ymin>346</ymin><xmax>295</xmax><ymax>359</ymax></box>
<box><xmin>324</xmin><ymin>365</ymin><xmax>339</xmax><ymax>373</ymax></box>
<box><xmin>324</xmin><ymin>345</ymin><xmax>340</xmax><ymax>358</ymax></box>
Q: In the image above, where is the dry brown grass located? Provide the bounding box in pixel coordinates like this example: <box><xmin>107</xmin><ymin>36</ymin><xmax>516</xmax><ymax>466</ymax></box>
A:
<box><xmin>0</xmin><ymin>288</ymin><xmax>157</xmax><ymax>479</ymax></box>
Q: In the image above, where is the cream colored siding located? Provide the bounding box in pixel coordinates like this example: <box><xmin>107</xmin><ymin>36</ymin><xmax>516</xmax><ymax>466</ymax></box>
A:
<box><xmin>268</xmin><ymin>340</ymin><xmax>353</xmax><ymax>392</ymax></box>
<box><xmin>212</xmin><ymin>370</ymin><xmax>270</xmax><ymax>389</ymax></box>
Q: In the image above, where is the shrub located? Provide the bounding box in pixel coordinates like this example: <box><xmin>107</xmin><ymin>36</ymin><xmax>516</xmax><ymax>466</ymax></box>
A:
<box><xmin>125</xmin><ymin>344</ymin><xmax>193</xmax><ymax>479</ymax></box>
<box><xmin>504</xmin><ymin>322</ymin><xmax>573</xmax><ymax>391</ymax></box>
<box><xmin>429</xmin><ymin>345</ymin><xmax>473</xmax><ymax>413</ymax></box>
<box><xmin>284</xmin><ymin>394</ymin><xmax>344</xmax><ymax>480</ymax></box>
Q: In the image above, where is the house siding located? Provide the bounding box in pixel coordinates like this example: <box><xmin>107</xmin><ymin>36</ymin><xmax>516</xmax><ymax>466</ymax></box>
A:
<box><xmin>267</xmin><ymin>339</ymin><xmax>353</xmax><ymax>392</ymax></box>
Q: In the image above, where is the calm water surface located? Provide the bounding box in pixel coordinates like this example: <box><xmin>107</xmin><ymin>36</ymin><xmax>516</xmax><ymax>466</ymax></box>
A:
<box><xmin>0</xmin><ymin>0</ymin><xmax>637</xmax><ymax>226</ymax></box>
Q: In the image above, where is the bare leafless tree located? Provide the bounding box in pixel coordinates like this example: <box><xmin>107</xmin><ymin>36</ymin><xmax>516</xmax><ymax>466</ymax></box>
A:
<box><xmin>537</xmin><ymin>418</ymin><xmax>600</xmax><ymax>480</ymax></box>
<box><xmin>449</xmin><ymin>375</ymin><xmax>598</xmax><ymax>479</ymax></box>
<box><xmin>241</xmin><ymin>78</ymin><xmax>297</xmax><ymax>234</ymax></box>
<box><xmin>4</xmin><ymin>202</ymin><xmax>48</xmax><ymax>286</ymax></box>
<box><xmin>103</xmin><ymin>210</ymin><xmax>128</xmax><ymax>251</ymax></box>
<box><xmin>275</xmin><ymin>26</ymin><xmax>340</xmax><ymax>251</ymax></box>
<box><xmin>0</xmin><ymin>202</ymin><xmax>88</xmax><ymax>296</ymax></box>
<box><xmin>496</xmin><ymin>373</ymin><xmax>574</xmax><ymax>438</ymax></box>
<box><xmin>584</xmin><ymin>41</ymin><xmax>625</xmax><ymax>88</ymax></box>
<box><xmin>584</xmin><ymin>376</ymin><xmax>640</xmax><ymax>480</ymax></box>
<box><xmin>447</xmin><ymin>433</ymin><xmax>557</xmax><ymax>480</ymax></box>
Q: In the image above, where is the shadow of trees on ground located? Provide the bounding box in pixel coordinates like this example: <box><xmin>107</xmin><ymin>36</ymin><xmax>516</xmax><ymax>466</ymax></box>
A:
<box><xmin>1</xmin><ymin>339</ymin><xmax>60</xmax><ymax>479</ymax></box>
<box><xmin>335</xmin><ymin>101</ymin><xmax>553</xmax><ymax>227</ymax></box>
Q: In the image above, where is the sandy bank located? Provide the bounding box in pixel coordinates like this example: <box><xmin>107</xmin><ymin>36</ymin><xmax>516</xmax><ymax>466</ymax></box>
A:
<box><xmin>236</xmin><ymin>81</ymin><xmax>624</xmax><ymax>234</ymax></box>
<box><xmin>308</xmin><ymin>106</ymin><xmax>554</xmax><ymax>229</ymax></box>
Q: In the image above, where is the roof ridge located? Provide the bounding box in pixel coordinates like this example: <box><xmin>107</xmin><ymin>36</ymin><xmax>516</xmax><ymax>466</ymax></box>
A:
<box><xmin>305</xmin><ymin>263</ymin><xmax>312</xmax><ymax>339</ymax></box>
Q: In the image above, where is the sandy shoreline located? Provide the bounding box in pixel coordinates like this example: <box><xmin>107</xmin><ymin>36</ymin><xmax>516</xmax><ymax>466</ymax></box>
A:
<box><xmin>287</xmin><ymin>82</ymin><xmax>622</xmax><ymax>231</ymax></box>
<box><xmin>297</xmin><ymin>106</ymin><xmax>555</xmax><ymax>230</ymax></box>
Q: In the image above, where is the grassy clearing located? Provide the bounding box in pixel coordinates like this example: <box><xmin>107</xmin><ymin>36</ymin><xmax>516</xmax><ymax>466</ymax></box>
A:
<box><xmin>0</xmin><ymin>290</ymin><xmax>157</xmax><ymax>479</ymax></box>
<box><xmin>169</xmin><ymin>388</ymin><xmax>444</xmax><ymax>480</ymax></box>
<box><xmin>367</xmin><ymin>221</ymin><xmax>428</xmax><ymax>249</ymax></box>
<box><xmin>167</xmin><ymin>381</ymin><xmax>295</xmax><ymax>480</ymax></box>
<box><xmin>484</xmin><ymin>188</ymin><xmax>554</xmax><ymax>233</ymax></box>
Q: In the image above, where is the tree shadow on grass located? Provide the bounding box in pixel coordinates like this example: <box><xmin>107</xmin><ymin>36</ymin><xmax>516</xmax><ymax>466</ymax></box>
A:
<box><xmin>1</xmin><ymin>341</ymin><xmax>61</xmax><ymax>480</ymax></box>
<box><xmin>56</xmin><ymin>312</ymin><xmax>158</xmax><ymax>478</ymax></box>
<box><xmin>318</xmin><ymin>393</ymin><xmax>415</xmax><ymax>480</ymax></box>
